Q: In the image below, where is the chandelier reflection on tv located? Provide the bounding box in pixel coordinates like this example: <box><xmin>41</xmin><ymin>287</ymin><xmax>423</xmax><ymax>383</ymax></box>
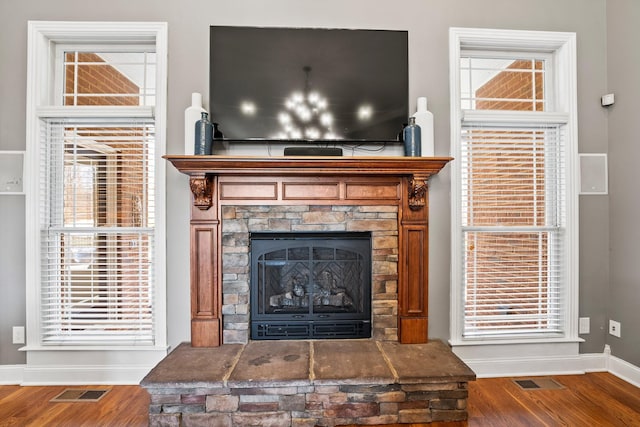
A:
<box><xmin>272</xmin><ymin>66</ymin><xmax>341</xmax><ymax>140</ymax></box>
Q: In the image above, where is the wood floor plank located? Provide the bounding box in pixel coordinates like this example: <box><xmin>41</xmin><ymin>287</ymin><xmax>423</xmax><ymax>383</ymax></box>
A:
<box><xmin>465</xmin><ymin>374</ymin><xmax>640</xmax><ymax>427</ymax></box>
<box><xmin>505</xmin><ymin>376</ymin><xmax>613</xmax><ymax>426</ymax></box>
<box><xmin>584</xmin><ymin>371</ymin><xmax>640</xmax><ymax>414</ymax></box>
<box><xmin>0</xmin><ymin>385</ymin><xmax>148</xmax><ymax>427</ymax></box>
<box><xmin>0</xmin><ymin>373</ymin><xmax>638</xmax><ymax>426</ymax></box>
<box><xmin>552</xmin><ymin>374</ymin><xmax>640</xmax><ymax>426</ymax></box>
<box><xmin>468</xmin><ymin>377</ymin><xmax>548</xmax><ymax>427</ymax></box>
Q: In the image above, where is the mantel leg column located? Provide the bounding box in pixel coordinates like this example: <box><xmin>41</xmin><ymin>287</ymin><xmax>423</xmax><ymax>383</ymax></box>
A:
<box><xmin>189</xmin><ymin>174</ymin><xmax>222</xmax><ymax>347</ymax></box>
<box><xmin>398</xmin><ymin>176</ymin><xmax>429</xmax><ymax>343</ymax></box>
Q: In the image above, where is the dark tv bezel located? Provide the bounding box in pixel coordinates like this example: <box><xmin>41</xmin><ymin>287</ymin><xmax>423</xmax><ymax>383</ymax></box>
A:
<box><xmin>209</xmin><ymin>25</ymin><xmax>409</xmax><ymax>145</ymax></box>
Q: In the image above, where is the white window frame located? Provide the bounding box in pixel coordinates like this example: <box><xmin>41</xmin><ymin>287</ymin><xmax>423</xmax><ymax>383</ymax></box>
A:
<box><xmin>449</xmin><ymin>28</ymin><xmax>581</xmax><ymax>372</ymax></box>
<box><xmin>23</xmin><ymin>21</ymin><xmax>167</xmax><ymax>381</ymax></box>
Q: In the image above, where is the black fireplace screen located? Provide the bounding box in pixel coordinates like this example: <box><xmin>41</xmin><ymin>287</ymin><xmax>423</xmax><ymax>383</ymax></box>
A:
<box><xmin>250</xmin><ymin>232</ymin><xmax>372</xmax><ymax>340</ymax></box>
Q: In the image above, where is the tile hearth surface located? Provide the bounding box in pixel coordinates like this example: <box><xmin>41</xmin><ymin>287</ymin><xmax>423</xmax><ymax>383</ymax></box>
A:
<box><xmin>142</xmin><ymin>339</ymin><xmax>475</xmax><ymax>388</ymax></box>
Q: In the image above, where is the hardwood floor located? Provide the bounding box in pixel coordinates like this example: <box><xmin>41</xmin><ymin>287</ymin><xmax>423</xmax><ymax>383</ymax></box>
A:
<box><xmin>465</xmin><ymin>372</ymin><xmax>640</xmax><ymax>427</ymax></box>
<box><xmin>0</xmin><ymin>385</ymin><xmax>149</xmax><ymax>427</ymax></box>
<box><xmin>0</xmin><ymin>373</ymin><xmax>638</xmax><ymax>426</ymax></box>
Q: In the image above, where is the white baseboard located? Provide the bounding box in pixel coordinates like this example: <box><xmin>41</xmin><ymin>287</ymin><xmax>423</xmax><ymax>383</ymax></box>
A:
<box><xmin>452</xmin><ymin>341</ymin><xmax>587</xmax><ymax>378</ymax></box>
<box><xmin>450</xmin><ymin>348</ymin><xmax>640</xmax><ymax>392</ymax></box>
<box><xmin>581</xmin><ymin>352</ymin><xmax>609</xmax><ymax>373</ymax></box>
<box><xmin>607</xmin><ymin>348</ymin><xmax>640</xmax><ymax>388</ymax></box>
<box><xmin>0</xmin><ymin>365</ymin><xmax>26</xmax><ymax>385</ymax></box>
<box><xmin>21</xmin><ymin>364</ymin><xmax>155</xmax><ymax>385</ymax></box>
<box><xmin>463</xmin><ymin>354</ymin><xmax>594</xmax><ymax>378</ymax></box>
<box><xmin>0</xmin><ymin>346</ymin><xmax>168</xmax><ymax>385</ymax></box>
<box><xmin>0</xmin><ymin>363</ymin><xmax>157</xmax><ymax>386</ymax></box>
<box><xmin>451</xmin><ymin>340</ymin><xmax>640</xmax><ymax>381</ymax></box>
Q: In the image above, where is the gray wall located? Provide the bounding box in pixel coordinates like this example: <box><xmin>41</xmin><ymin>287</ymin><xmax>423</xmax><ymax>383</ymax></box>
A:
<box><xmin>0</xmin><ymin>197</ymin><xmax>26</xmax><ymax>364</ymax></box>
<box><xmin>0</xmin><ymin>0</ymin><xmax>614</xmax><ymax>365</ymax></box>
<box><xmin>606</xmin><ymin>0</ymin><xmax>640</xmax><ymax>365</ymax></box>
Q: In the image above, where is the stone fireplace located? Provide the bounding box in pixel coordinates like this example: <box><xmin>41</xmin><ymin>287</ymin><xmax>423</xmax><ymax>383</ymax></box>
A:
<box><xmin>221</xmin><ymin>205</ymin><xmax>398</xmax><ymax>343</ymax></box>
<box><xmin>142</xmin><ymin>155</ymin><xmax>477</xmax><ymax>427</ymax></box>
<box><xmin>166</xmin><ymin>155</ymin><xmax>452</xmax><ymax>347</ymax></box>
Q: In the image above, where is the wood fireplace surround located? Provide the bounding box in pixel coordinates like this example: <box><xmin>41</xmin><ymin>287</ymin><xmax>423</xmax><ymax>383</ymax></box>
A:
<box><xmin>166</xmin><ymin>155</ymin><xmax>451</xmax><ymax>347</ymax></box>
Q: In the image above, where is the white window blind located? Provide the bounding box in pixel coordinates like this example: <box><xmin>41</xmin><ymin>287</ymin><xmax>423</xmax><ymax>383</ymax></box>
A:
<box><xmin>39</xmin><ymin>116</ymin><xmax>156</xmax><ymax>344</ymax></box>
<box><xmin>460</xmin><ymin>119</ymin><xmax>566</xmax><ymax>337</ymax></box>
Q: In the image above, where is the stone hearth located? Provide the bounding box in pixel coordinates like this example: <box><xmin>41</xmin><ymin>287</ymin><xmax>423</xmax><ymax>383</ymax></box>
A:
<box><xmin>141</xmin><ymin>339</ymin><xmax>476</xmax><ymax>426</ymax></box>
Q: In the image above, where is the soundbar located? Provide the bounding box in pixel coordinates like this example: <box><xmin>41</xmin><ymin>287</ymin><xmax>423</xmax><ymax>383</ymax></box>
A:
<box><xmin>284</xmin><ymin>147</ymin><xmax>343</xmax><ymax>156</ymax></box>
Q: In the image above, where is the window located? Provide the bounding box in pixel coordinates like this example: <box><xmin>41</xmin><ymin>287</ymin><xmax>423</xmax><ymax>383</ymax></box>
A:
<box><xmin>40</xmin><ymin>117</ymin><xmax>156</xmax><ymax>344</ymax></box>
<box><xmin>449</xmin><ymin>28</ymin><xmax>578</xmax><ymax>345</ymax></box>
<box><xmin>26</xmin><ymin>22</ymin><xmax>167</xmax><ymax>350</ymax></box>
<box><xmin>61</xmin><ymin>50</ymin><xmax>156</xmax><ymax>107</ymax></box>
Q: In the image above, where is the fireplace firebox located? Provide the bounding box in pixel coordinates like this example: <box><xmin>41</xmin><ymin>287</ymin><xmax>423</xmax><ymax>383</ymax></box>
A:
<box><xmin>250</xmin><ymin>232</ymin><xmax>372</xmax><ymax>340</ymax></box>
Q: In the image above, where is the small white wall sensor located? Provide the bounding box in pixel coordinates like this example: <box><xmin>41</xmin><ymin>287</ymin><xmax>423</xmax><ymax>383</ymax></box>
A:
<box><xmin>601</xmin><ymin>93</ymin><xmax>615</xmax><ymax>107</ymax></box>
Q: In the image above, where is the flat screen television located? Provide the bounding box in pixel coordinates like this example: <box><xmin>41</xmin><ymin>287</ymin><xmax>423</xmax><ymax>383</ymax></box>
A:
<box><xmin>209</xmin><ymin>26</ymin><xmax>408</xmax><ymax>143</ymax></box>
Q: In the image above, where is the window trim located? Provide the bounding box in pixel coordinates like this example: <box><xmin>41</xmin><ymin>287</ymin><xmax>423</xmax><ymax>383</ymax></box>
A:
<box><xmin>25</xmin><ymin>21</ymin><xmax>167</xmax><ymax>352</ymax></box>
<box><xmin>449</xmin><ymin>27</ymin><xmax>580</xmax><ymax>347</ymax></box>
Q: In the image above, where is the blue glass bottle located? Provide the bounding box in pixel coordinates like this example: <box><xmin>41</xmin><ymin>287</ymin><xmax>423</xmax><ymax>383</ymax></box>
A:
<box><xmin>403</xmin><ymin>116</ymin><xmax>421</xmax><ymax>157</ymax></box>
<box><xmin>194</xmin><ymin>112</ymin><xmax>213</xmax><ymax>155</ymax></box>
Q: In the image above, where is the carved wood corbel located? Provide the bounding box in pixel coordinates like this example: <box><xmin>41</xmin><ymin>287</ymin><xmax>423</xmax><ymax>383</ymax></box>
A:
<box><xmin>189</xmin><ymin>174</ymin><xmax>214</xmax><ymax>210</ymax></box>
<box><xmin>408</xmin><ymin>175</ymin><xmax>429</xmax><ymax>210</ymax></box>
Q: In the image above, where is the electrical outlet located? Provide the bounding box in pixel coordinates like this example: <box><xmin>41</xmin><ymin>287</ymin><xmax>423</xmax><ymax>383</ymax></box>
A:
<box><xmin>609</xmin><ymin>320</ymin><xmax>621</xmax><ymax>338</ymax></box>
<box><xmin>579</xmin><ymin>317</ymin><xmax>590</xmax><ymax>334</ymax></box>
<box><xmin>601</xmin><ymin>93</ymin><xmax>615</xmax><ymax>106</ymax></box>
<box><xmin>12</xmin><ymin>326</ymin><xmax>25</xmax><ymax>344</ymax></box>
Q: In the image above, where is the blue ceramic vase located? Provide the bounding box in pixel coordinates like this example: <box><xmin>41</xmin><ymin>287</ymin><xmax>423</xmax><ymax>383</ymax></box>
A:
<box><xmin>403</xmin><ymin>116</ymin><xmax>421</xmax><ymax>157</ymax></box>
<box><xmin>194</xmin><ymin>112</ymin><xmax>213</xmax><ymax>155</ymax></box>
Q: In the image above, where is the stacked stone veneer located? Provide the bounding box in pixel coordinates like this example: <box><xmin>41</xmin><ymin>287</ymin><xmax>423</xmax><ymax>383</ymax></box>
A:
<box><xmin>220</xmin><ymin>205</ymin><xmax>399</xmax><ymax>344</ymax></box>
<box><xmin>148</xmin><ymin>381</ymin><xmax>468</xmax><ymax>427</ymax></box>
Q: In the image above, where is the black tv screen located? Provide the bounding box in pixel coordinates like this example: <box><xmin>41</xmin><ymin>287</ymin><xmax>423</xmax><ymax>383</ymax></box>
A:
<box><xmin>209</xmin><ymin>26</ymin><xmax>408</xmax><ymax>143</ymax></box>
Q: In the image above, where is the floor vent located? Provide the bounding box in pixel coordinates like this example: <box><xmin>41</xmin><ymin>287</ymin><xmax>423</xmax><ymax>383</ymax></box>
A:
<box><xmin>50</xmin><ymin>389</ymin><xmax>109</xmax><ymax>402</ymax></box>
<box><xmin>513</xmin><ymin>378</ymin><xmax>564</xmax><ymax>390</ymax></box>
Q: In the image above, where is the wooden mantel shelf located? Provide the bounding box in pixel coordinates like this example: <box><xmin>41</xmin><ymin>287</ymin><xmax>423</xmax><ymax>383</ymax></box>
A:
<box><xmin>166</xmin><ymin>155</ymin><xmax>452</xmax><ymax>211</ymax></box>
<box><xmin>164</xmin><ymin>155</ymin><xmax>452</xmax><ymax>177</ymax></box>
<box><xmin>166</xmin><ymin>155</ymin><xmax>452</xmax><ymax>347</ymax></box>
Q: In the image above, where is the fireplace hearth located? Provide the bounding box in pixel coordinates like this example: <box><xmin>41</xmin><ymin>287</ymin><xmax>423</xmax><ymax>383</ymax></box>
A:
<box><xmin>250</xmin><ymin>231</ymin><xmax>372</xmax><ymax>340</ymax></box>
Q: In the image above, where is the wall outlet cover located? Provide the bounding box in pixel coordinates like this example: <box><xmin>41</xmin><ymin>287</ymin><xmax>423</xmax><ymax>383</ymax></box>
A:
<box><xmin>601</xmin><ymin>93</ymin><xmax>615</xmax><ymax>106</ymax></box>
<box><xmin>579</xmin><ymin>317</ymin><xmax>590</xmax><ymax>334</ymax></box>
<box><xmin>12</xmin><ymin>326</ymin><xmax>25</xmax><ymax>344</ymax></box>
<box><xmin>609</xmin><ymin>319</ymin><xmax>621</xmax><ymax>338</ymax></box>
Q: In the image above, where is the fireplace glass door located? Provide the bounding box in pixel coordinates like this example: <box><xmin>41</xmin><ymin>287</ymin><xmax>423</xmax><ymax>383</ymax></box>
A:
<box><xmin>250</xmin><ymin>232</ymin><xmax>372</xmax><ymax>340</ymax></box>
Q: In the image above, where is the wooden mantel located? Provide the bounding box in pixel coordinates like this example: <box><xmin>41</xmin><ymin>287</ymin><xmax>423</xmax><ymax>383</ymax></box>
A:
<box><xmin>166</xmin><ymin>155</ymin><xmax>452</xmax><ymax>347</ymax></box>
